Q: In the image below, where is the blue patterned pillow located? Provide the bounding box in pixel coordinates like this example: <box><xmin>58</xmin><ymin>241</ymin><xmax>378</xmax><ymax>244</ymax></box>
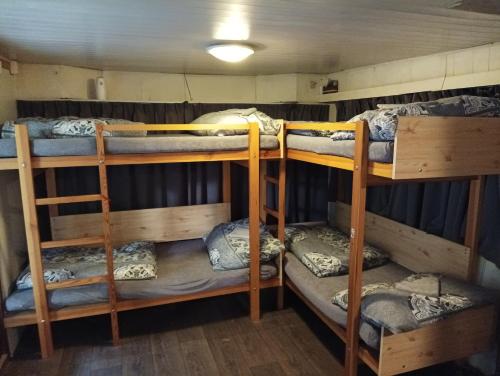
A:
<box><xmin>204</xmin><ymin>219</ymin><xmax>282</xmax><ymax>271</ymax></box>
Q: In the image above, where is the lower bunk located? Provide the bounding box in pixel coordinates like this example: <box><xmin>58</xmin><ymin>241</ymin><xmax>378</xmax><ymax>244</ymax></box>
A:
<box><xmin>283</xmin><ymin>203</ymin><xmax>498</xmax><ymax>375</ymax></box>
<box><xmin>4</xmin><ymin>238</ymin><xmax>281</xmax><ymax>328</ymax></box>
<box><xmin>285</xmin><ymin>269</ymin><xmax>496</xmax><ymax>375</ymax></box>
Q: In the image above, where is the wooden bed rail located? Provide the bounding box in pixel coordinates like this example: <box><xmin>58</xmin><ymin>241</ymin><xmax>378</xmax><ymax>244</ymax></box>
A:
<box><xmin>393</xmin><ymin>117</ymin><xmax>500</xmax><ymax>179</ymax></box>
<box><xmin>102</xmin><ymin>123</ymin><xmax>252</xmax><ymax>132</ymax></box>
<box><xmin>331</xmin><ymin>201</ymin><xmax>471</xmax><ymax>280</ymax></box>
<box><xmin>285</xmin><ymin>121</ymin><xmax>358</xmax><ymax>132</ymax></box>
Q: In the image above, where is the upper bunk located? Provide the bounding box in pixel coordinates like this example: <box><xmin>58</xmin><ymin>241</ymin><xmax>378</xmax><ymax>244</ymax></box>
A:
<box><xmin>286</xmin><ymin>96</ymin><xmax>500</xmax><ymax>180</ymax></box>
<box><xmin>0</xmin><ymin>121</ymin><xmax>284</xmax><ymax>171</ymax></box>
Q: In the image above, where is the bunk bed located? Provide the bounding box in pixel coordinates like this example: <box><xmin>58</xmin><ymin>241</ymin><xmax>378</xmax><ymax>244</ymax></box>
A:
<box><xmin>0</xmin><ymin>121</ymin><xmax>286</xmax><ymax>359</ymax></box>
<box><xmin>284</xmin><ymin>117</ymin><xmax>500</xmax><ymax>376</ymax></box>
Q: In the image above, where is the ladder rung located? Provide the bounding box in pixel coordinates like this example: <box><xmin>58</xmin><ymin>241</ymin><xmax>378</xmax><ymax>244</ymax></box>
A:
<box><xmin>264</xmin><ymin>175</ymin><xmax>279</xmax><ymax>185</ymax></box>
<box><xmin>41</xmin><ymin>236</ymin><xmax>105</xmax><ymax>249</ymax></box>
<box><xmin>46</xmin><ymin>275</ymin><xmax>108</xmax><ymax>290</ymax></box>
<box><xmin>264</xmin><ymin>206</ymin><xmax>280</xmax><ymax>219</ymax></box>
<box><xmin>36</xmin><ymin>194</ymin><xmax>102</xmax><ymax>206</ymax></box>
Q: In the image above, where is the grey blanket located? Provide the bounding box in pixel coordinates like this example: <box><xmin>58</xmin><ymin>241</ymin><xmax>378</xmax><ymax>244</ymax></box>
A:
<box><xmin>332</xmin><ymin>273</ymin><xmax>497</xmax><ymax>334</ymax></box>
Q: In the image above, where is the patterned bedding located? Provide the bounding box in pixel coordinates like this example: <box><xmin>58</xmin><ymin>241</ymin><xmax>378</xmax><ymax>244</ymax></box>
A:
<box><xmin>332</xmin><ymin>273</ymin><xmax>492</xmax><ymax>334</ymax></box>
<box><xmin>16</xmin><ymin>241</ymin><xmax>157</xmax><ymax>289</ymax></box>
<box><xmin>1</xmin><ymin>117</ymin><xmax>146</xmax><ymax>139</ymax></box>
<box><xmin>285</xmin><ymin>225</ymin><xmax>388</xmax><ymax>277</ymax></box>
<box><xmin>204</xmin><ymin>218</ymin><xmax>282</xmax><ymax>271</ymax></box>
<box><xmin>289</xmin><ymin>95</ymin><xmax>500</xmax><ymax>141</ymax></box>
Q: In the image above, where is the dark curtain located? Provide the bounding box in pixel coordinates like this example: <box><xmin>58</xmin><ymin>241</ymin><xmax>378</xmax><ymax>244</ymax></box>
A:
<box><xmin>18</xmin><ymin>100</ymin><xmax>329</xmax><ymax>225</ymax></box>
<box><xmin>335</xmin><ymin>85</ymin><xmax>500</xmax><ymax>267</ymax></box>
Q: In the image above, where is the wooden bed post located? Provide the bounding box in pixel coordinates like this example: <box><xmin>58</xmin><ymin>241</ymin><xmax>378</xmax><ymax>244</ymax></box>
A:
<box><xmin>276</xmin><ymin>157</ymin><xmax>286</xmax><ymax>310</ymax></box>
<box><xmin>259</xmin><ymin>161</ymin><xmax>268</xmax><ymax>224</ymax></box>
<box><xmin>15</xmin><ymin>125</ymin><xmax>54</xmax><ymax>359</ymax></box>
<box><xmin>222</xmin><ymin>161</ymin><xmax>231</xmax><ymax>205</ymax></box>
<box><xmin>95</xmin><ymin>125</ymin><xmax>120</xmax><ymax>345</ymax></box>
<box><xmin>44</xmin><ymin>168</ymin><xmax>59</xmax><ymax>218</ymax></box>
<box><xmin>464</xmin><ymin>176</ymin><xmax>485</xmax><ymax>282</ymax></box>
<box><xmin>344</xmin><ymin>120</ymin><xmax>369</xmax><ymax>376</ymax></box>
<box><xmin>248</xmin><ymin>122</ymin><xmax>261</xmax><ymax>321</ymax></box>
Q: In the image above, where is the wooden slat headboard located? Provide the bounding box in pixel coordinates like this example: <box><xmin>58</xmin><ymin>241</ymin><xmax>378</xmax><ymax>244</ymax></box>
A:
<box><xmin>51</xmin><ymin>203</ymin><xmax>230</xmax><ymax>245</ymax></box>
<box><xmin>393</xmin><ymin>117</ymin><xmax>500</xmax><ymax>179</ymax></box>
<box><xmin>329</xmin><ymin>201</ymin><xmax>471</xmax><ymax>280</ymax></box>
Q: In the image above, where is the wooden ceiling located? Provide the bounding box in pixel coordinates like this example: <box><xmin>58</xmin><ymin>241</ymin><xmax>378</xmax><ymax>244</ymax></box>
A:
<box><xmin>1</xmin><ymin>0</ymin><xmax>499</xmax><ymax>75</ymax></box>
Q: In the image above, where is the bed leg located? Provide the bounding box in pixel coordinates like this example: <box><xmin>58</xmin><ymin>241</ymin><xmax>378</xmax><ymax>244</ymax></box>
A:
<box><xmin>277</xmin><ymin>158</ymin><xmax>286</xmax><ymax>310</ymax></box>
<box><xmin>16</xmin><ymin>125</ymin><xmax>54</xmax><ymax>359</ymax></box>
<box><xmin>44</xmin><ymin>168</ymin><xmax>59</xmax><ymax>218</ymax></box>
<box><xmin>344</xmin><ymin>121</ymin><xmax>369</xmax><ymax>376</ymax></box>
<box><xmin>249</xmin><ymin>123</ymin><xmax>261</xmax><ymax>322</ymax></box>
<box><xmin>465</xmin><ymin>176</ymin><xmax>485</xmax><ymax>282</ymax></box>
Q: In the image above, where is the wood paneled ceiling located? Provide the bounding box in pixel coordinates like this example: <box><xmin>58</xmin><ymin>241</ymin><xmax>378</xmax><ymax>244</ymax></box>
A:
<box><xmin>1</xmin><ymin>0</ymin><xmax>499</xmax><ymax>74</ymax></box>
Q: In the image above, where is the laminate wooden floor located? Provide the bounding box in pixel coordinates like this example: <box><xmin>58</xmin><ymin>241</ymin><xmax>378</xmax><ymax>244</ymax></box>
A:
<box><xmin>1</xmin><ymin>291</ymin><xmax>482</xmax><ymax>376</ymax></box>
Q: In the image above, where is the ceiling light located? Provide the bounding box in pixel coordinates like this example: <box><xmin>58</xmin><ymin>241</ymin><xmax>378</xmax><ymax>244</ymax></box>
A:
<box><xmin>207</xmin><ymin>44</ymin><xmax>254</xmax><ymax>63</ymax></box>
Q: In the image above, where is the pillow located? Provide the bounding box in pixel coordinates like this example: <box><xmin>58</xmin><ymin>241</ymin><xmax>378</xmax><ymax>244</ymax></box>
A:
<box><xmin>204</xmin><ymin>218</ymin><xmax>282</xmax><ymax>271</ymax></box>
<box><xmin>16</xmin><ymin>241</ymin><xmax>157</xmax><ymax>289</ymax></box>
<box><xmin>190</xmin><ymin>108</ymin><xmax>281</xmax><ymax>136</ymax></box>
<box><xmin>16</xmin><ymin>267</ymin><xmax>74</xmax><ymax>290</ymax></box>
<box><xmin>1</xmin><ymin>117</ymin><xmax>55</xmax><ymax>139</ymax></box>
<box><xmin>285</xmin><ymin>225</ymin><xmax>388</xmax><ymax>277</ymax></box>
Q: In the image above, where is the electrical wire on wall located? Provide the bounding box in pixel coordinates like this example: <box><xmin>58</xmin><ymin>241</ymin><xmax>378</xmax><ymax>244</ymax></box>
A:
<box><xmin>184</xmin><ymin>73</ymin><xmax>193</xmax><ymax>102</ymax></box>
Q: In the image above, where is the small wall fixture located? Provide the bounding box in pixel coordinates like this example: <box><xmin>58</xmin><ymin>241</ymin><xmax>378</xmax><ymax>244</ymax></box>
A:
<box><xmin>207</xmin><ymin>43</ymin><xmax>254</xmax><ymax>63</ymax></box>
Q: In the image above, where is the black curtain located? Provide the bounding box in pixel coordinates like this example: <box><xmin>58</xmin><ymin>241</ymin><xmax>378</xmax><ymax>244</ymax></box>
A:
<box><xmin>334</xmin><ymin>85</ymin><xmax>500</xmax><ymax>267</ymax></box>
<box><xmin>18</xmin><ymin>100</ymin><xmax>329</xmax><ymax>226</ymax></box>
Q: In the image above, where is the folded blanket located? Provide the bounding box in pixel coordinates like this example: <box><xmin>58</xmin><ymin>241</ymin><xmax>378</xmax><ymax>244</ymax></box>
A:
<box><xmin>190</xmin><ymin>108</ymin><xmax>281</xmax><ymax>136</ymax></box>
<box><xmin>331</xmin><ymin>273</ymin><xmax>492</xmax><ymax>334</ymax></box>
<box><xmin>285</xmin><ymin>225</ymin><xmax>388</xmax><ymax>277</ymax></box>
<box><xmin>16</xmin><ymin>241</ymin><xmax>157</xmax><ymax>289</ymax></box>
<box><xmin>288</xmin><ymin>96</ymin><xmax>500</xmax><ymax>141</ymax></box>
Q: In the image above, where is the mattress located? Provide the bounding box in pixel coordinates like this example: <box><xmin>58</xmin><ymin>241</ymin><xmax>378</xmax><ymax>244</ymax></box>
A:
<box><xmin>285</xmin><ymin>252</ymin><xmax>498</xmax><ymax>349</ymax></box>
<box><xmin>285</xmin><ymin>252</ymin><xmax>410</xmax><ymax>349</ymax></box>
<box><xmin>286</xmin><ymin>134</ymin><xmax>393</xmax><ymax>163</ymax></box>
<box><xmin>5</xmin><ymin>239</ymin><xmax>278</xmax><ymax>312</ymax></box>
<box><xmin>0</xmin><ymin>134</ymin><xmax>279</xmax><ymax>158</ymax></box>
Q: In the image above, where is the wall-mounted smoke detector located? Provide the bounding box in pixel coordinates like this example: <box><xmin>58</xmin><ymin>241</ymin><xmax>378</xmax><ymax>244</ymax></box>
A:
<box><xmin>206</xmin><ymin>43</ymin><xmax>254</xmax><ymax>63</ymax></box>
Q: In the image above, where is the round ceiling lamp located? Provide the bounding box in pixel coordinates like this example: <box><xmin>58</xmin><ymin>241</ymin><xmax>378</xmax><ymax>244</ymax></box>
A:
<box><xmin>206</xmin><ymin>43</ymin><xmax>254</xmax><ymax>63</ymax></box>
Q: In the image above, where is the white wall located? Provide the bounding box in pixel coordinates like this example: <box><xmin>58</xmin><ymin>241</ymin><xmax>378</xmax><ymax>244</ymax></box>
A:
<box><xmin>0</xmin><ymin>67</ymin><xmax>17</xmax><ymax>122</ymax></box>
<box><xmin>322</xmin><ymin>43</ymin><xmax>500</xmax><ymax>102</ymax></box>
<box><xmin>14</xmin><ymin>63</ymin><xmax>323</xmax><ymax>104</ymax></box>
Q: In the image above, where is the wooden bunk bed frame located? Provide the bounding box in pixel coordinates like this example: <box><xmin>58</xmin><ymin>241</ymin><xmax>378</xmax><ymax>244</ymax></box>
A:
<box><xmin>285</xmin><ymin>119</ymin><xmax>499</xmax><ymax>376</ymax></box>
<box><xmin>0</xmin><ymin>122</ymin><xmax>286</xmax><ymax>359</ymax></box>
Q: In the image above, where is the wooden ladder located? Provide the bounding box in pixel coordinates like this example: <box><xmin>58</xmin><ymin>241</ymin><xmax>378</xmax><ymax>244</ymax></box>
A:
<box><xmin>15</xmin><ymin>124</ymin><xmax>119</xmax><ymax>359</ymax></box>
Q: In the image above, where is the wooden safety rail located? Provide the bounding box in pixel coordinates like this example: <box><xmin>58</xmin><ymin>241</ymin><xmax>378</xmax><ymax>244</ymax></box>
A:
<box><xmin>286</xmin><ymin>117</ymin><xmax>500</xmax><ymax>179</ymax></box>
